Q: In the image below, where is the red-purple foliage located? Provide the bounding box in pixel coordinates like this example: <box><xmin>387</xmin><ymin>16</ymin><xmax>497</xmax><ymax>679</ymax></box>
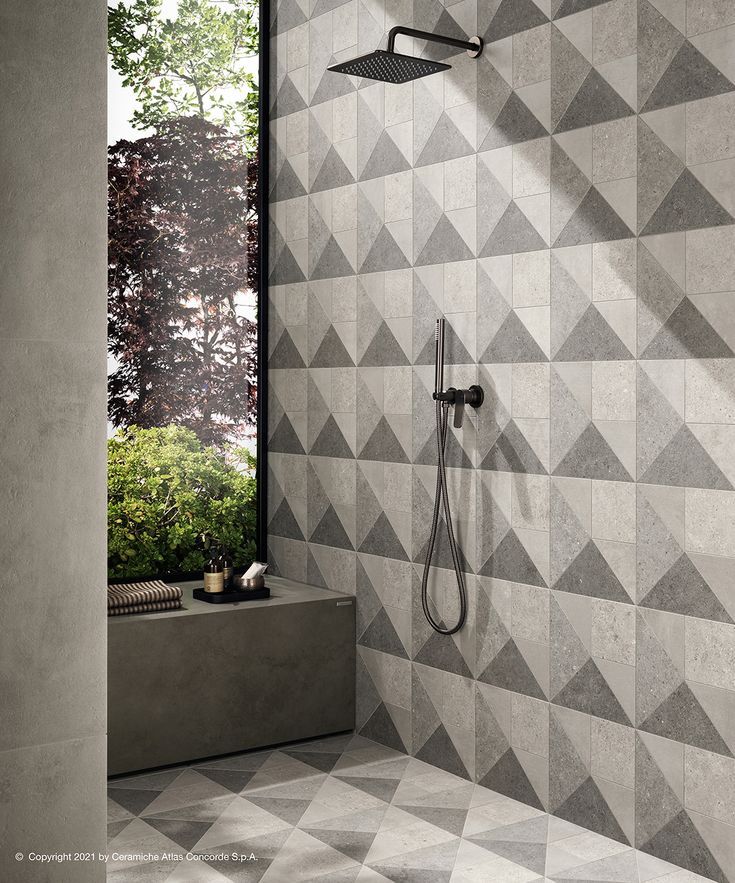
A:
<box><xmin>108</xmin><ymin>116</ymin><xmax>258</xmax><ymax>448</ymax></box>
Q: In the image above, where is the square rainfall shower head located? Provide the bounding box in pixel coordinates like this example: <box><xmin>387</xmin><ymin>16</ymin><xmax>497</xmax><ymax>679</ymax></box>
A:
<box><xmin>328</xmin><ymin>50</ymin><xmax>451</xmax><ymax>84</ymax></box>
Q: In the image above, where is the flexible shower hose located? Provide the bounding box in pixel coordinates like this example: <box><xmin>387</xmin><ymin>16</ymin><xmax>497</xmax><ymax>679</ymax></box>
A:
<box><xmin>420</xmin><ymin>397</ymin><xmax>467</xmax><ymax>635</ymax></box>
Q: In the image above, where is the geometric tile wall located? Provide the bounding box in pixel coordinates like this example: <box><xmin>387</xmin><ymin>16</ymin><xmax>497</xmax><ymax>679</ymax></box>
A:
<box><xmin>268</xmin><ymin>0</ymin><xmax>735</xmax><ymax>878</ymax></box>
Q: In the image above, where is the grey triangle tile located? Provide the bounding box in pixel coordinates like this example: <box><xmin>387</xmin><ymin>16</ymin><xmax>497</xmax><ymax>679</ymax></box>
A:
<box><xmin>641</xmin><ymin>40</ymin><xmax>735</xmax><ymax>114</ymax></box>
<box><xmin>552</xmin><ymin>847</ymin><xmax>638</xmax><ymax>881</ymax></box>
<box><xmin>360</xmin><ymin>130</ymin><xmax>411</xmax><ymax>182</ymax></box>
<box><xmin>311</xmin><ymin>414</ymin><xmax>353</xmax><ymax>459</ymax></box>
<box><xmin>311</xmin><ymin>235</ymin><xmax>354</xmax><ymax>281</ymax></box>
<box><xmin>423</xmin><ymin>7</ymin><xmax>471</xmax><ymax>62</ymax></box>
<box><xmin>246</xmin><ymin>795</ymin><xmax>311</xmax><ymax>825</ymax></box>
<box><xmin>553</xmin><ymin>187</ymin><xmax>634</xmax><ymax>247</ymax></box>
<box><xmin>143</xmin><ymin>818</ymin><xmax>212</xmax><ymax>851</ymax></box>
<box><xmin>640</xmin><ymin>554</ymin><xmax>734</xmax><ymax>624</ymax></box>
<box><xmin>553</xmin><ymin>0</ymin><xmax>609</xmax><ymax>19</ymax></box>
<box><xmin>311</xmin><ymin>325</ymin><xmax>355</xmax><ymax>367</ymax></box>
<box><xmin>359</xmin><ymin>702</ymin><xmax>408</xmax><ymax>753</ymax></box>
<box><xmin>400</xmin><ymin>805</ymin><xmax>467</xmax><ymax>837</ymax></box>
<box><xmin>414</xmin><ymin>629</ymin><xmax>473</xmax><ymax>678</ymax></box>
<box><xmin>359</xmin><ymin>607</ymin><xmax>409</xmax><ymax>658</ymax></box>
<box><xmin>271</xmin><ymin>158</ymin><xmax>307</xmax><ymax>202</ymax></box>
<box><xmin>416</xmin><ymin>428</ymin><xmax>474</xmax><ymax>469</ymax></box>
<box><xmin>484</xmin><ymin>815</ymin><xmax>549</xmax><ymax>844</ymax></box>
<box><xmin>553</xmin><ymin>658</ymin><xmax>632</xmax><ymax>726</ymax></box>
<box><xmin>485</xmin><ymin>0</ymin><xmax>549</xmax><ymax>43</ymax></box>
<box><xmin>553</xmin><ymin>541</ymin><xmax>631</xmax><ymax>603</ymax></box>
<box><xmin>108</xmin><ymin>819</ymin><xmax>132</xmax><ymax>840</ymax></box>
<box><xmin>270</xmin><ymin>329</ymin><xmax>306</xmax><ymax>368</ymax></box>
<box><xmin>475</xmin><ymin>839</ymin><xmax>546</xmax><ymax>875</ymax></box>
<box><xmin>311</xmin><ymin>64</ymin><xmax>356</xmax><ymax>107</ymax></box>
<box><xmin>360</xmin><ymin>226</ymin><xmax>412</xmax><ymax>275</ymax></box>
<box><xmin>369</xmin><ymin>864</ymin><xmax>453</xmax><ymax>883</ymax></box>
<box><xmin>640</xmin><ymin>295</ymin><xmax>733</xmax><ymax>359</ymax></box>
<box><xmin>269</xmin><ymin>414</ymin><xmax>305</xmax><ymax>454</ymax></box>
<box><xmin>359</xmin><ymin>511</ymin><xmax>409</xmax><ymax>561</ymax></box>
<box><xmin>554</xmin><ymin>304</ymin><xmax>633</xmax><ymax>361</ymax></box>
<box><xmin>480</xmin><ymin>201</ymin><xmax>548</xmax><ymax>256</ymax></box>
<box><xmin>196</xmin><ymin>768</ymin><xmax>261</xmax><ymax>795</ymax></box>
<box><xmin>415</xmin><ymin>723</ymin><xmax>470</xmax><ymax>780</ymax></box>
<box><xmin>555</xmin><ymin>68</ymin><xmax>634</xmax><ymax>134</ymax></box>
<box><xmin>272</xmin><ymin>75</ymin><xmax>308</xmax><ymax>119</ymax></box>
<box><xmin>307</xmin><ymin>548</ymin><xmax>329</xmax><ymax>587</ymax></box>
<box><xmin>479</xmin><ymin>638</ymin><xmax>547</xmax><ymax>700</ymax></box>
<box><xmin>414</xmin><ymin>521</ymin><xmax>473</xmax><ymax>572</ymax></box>
<box><xmin>416</xmin><ymin>321</ymin><xmax>474</xmax><ymax>365</ymax></box>
<box><xmin>555</xmin><ymin>777</ymin><xmax>629</xmax><ymax>844</ymax></box>
<box><xmin>481</xmin><ymin>420</ymin><xmax>547</xmax><ymax>474</ymax></box>
<box><xmin>639</xmin><ymin>425</ymin><xmax>733</xmax><ymax>490</ymax></box>
<box><xmin>336</xmin><ymin>775</ymin><xmax>402</xmax><ymax>803</ymax></box>
<box><xmin>416</xmin><ymin>112</ymin><xmax>475</xmax><ymax>167</ymax></box>
<box><xmin>270</xmin><ymin>0</ymin><xmax>306</xmax><ymax>36</ymax></box>
<box><xmin>311</xmin><ymin>145</ymin><xmax>355</xmax><ymax>193</ymax></box>
<box><xmin>415</xmin><ymin>214</ymin><xmax>474</xmax><ymax>266</ymax></box>
<box><xmin>359</xmin><ymin>320</ymin><xmax>410</xmax><ymax>367</ymax></box>
<box><xmin>311</xmin><ymin>0</ymin><xmax>352</xmax><ymax>20</ymax></box>
<box><xmin>359</xmin><ymin>416</ymin><xmax>410</xmax><ymax>463</ymax></box>
<box><xmin>265</xmin><ymin>496</ymin><xmax>303</xmax><ymax>540</ymax></box>
<box><xmin>301</xmin><ymin>828</ymin><xmax>376</xmax><ymax>864</ymax></box>
<box><xmin>637</xmin><ymin>0</ymin><xmax>686</xmax><ymax>111</ymax></box>
<box><xmin>282</xmin><ymin>750</ymin><xmax>341</xmax><ymax>773</ymax></box>
<box><xmin>108</xmin><ymin>788</ymin><xmax>160</xmax><ymax>817</ymax></box>
<box><xmin>477</xmin><ymin>748</ymin><xmax>545</xmax><ymax>810</ymax></box>
<box><xmin>480</xmin><ymin>92</ymin><xmax>548</xmax><ymax>151</ymax></box>
<box><xmin>479</xmin><ymin>530</ymin><xmax>547</xmax><ymax>587</ymax></box>
<box><xmin>310</xmin><ymin>504</ymin><xmax>354</xmax><ymax>549</ymax></box>
<box><xmin>269</xmin><ymin>243</ymin><xmax>306</xmax><ymax>285</ymax></box>
<box><xmin>641</xmin><ymin>168</ymin><xmax>734</xmax><ymax>235</ymax></box>
<box><xmin>553</xmin><ymin>423</ymin><xmax>633</xmax><ymax>482</ymax></box>
<box><xmin>640</xmin><ymin>682</ymin><xmax>733</xmax><ymax>757</ymax></box>
<box><xmin>480</xmin><ymin>310</ymin><xmax>548</xmax><ymax>363</ymax></box>
<box><xmin>639</xmin><ymin>809</ymin><xmax>727</xmax><ymax>882</ymax></box>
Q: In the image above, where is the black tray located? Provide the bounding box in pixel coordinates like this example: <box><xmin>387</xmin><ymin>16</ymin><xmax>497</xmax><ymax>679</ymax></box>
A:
<box><xmin>193</xmin><ymin>586</ymin><xmax>271</xmax><ymax>604</ymax></box>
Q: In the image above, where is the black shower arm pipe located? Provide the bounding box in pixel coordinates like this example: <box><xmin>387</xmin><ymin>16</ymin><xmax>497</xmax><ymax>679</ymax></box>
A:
<box><xmin>386</xmin><ymin>25</ymin><xmax>481</xmax><ymax>55</ymax></box>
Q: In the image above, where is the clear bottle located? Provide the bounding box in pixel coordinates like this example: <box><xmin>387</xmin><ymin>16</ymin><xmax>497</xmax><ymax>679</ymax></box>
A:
<box><xmin>220</xmin><ymin>547</ymin><xmax>234</xmax><ymax>591</ymax></box>
<box><xmin>203</xmin><ymin>546</ymin><xmax>224</xmax><ymax>594</ymax></box>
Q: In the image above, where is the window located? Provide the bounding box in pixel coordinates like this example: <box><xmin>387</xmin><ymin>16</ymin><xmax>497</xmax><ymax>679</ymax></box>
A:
<box><xmin>107</xmin><ymin>0</ymin><xmax>265</xmax><ymax>581</ymax></box>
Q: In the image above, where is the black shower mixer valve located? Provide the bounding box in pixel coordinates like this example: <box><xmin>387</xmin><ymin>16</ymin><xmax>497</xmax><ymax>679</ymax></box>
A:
<box><xmin>433</xmin><ymin>385</ymin><xmax>484</xmax><ymax>428</ymax></box>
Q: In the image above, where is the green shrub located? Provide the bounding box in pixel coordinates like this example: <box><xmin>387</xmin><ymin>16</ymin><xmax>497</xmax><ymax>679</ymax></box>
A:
<box><xmin>108</xmin><ymin>425</ymin><xmax>256</xmax><ymax>580</ymax></box>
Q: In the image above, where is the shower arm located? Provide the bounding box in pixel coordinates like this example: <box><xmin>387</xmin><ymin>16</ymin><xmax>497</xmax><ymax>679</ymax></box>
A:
<box><xmin>386</xmin><ymin>26</ymin><xmax>483</xmax><ymax>57</ymax></box>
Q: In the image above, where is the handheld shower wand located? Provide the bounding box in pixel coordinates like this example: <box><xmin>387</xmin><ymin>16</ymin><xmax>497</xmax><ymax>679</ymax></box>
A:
<box><xmin>421</xmin><ymin>319</ymin><xmax>483</xmax><ymax>635</ymax></box>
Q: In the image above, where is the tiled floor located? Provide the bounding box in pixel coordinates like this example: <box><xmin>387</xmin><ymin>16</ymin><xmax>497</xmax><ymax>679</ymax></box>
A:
<box><xmin>107</xmin><ymin>734</ymin><xmax>715</xmax><ymax>882</ymax></box>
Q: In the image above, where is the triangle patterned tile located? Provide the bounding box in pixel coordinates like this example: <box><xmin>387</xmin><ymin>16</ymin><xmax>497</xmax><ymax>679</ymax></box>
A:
<box><xmin>360</xmin><ymin>129</ymin><xmax>411</xmax><ymax>182</ymax></box>
<box><xmin>641</xmin><ymin>40</ymin><xmax>735</xmax><ymax>114</ymax></box>
<box><xmin>311</xmin><ymin>145</ymin><xmax>355</xmax><ymax>193</ymax></box>
<box><xmin>640</xmin><ymin>682</ymin><xmax>733</xmax><ymax>757</ymax></box>
<box><xmin>269</xmin><ymin>242</ymin><xmax>306</xmax><ymax>285</ymax></box>
<box><xmin>480</xmin><ymin>201</ymin><xmax>548</xmax><ymax>257</ymax></box>
<box><xmin>415</xmin><ymin>112</ymin><xmax>475</xmax><ymax>167</ymax></box>
<box><xmin>309</xmin><ymin>504</ymin><xmax>354</xmax><ymax>549</ymax></box>
<box><xmin>640</xmin><ymin>295</ymin><xmax>733</xmax><ymax>359</ymax></box>
<box><xmin>553</xmin><ymin>187</ymin><xmax>634</xmax><ymax>247</ymax></box>
<box><xmin>359</xmin><ymin>511</ymin><xmax>410</xmax><ymax>561</ymax></box>
<box><xmin>479</xmin><ymin>529</ymin><xmax>547</xmax><ymax>587</ymax></box>
<box><xmin>640</xmin><ymin>553</ymin><xmax>734</xmax><ymax>624</ymax></box>
<box><xmin>641</xmin><ymin>168</ymin><xmax>734</xmax><ymax>235</ymax></box>
<box><xmin>555</xmin><ymin>68</ymin><xmax>634</xmax><ymax>134</ymax></box>
<box><xmin>360</xmin><ymin>227</ymin><xmax>412</xmax><ymax>275</ymax></box>
<box><xmin>553</xmin><ymin>423</ymin><xmax>632</xmax><ymax>482</ymax></box>
<box><xmin>300</xmin><ymin>828</ymin><xmax>377</xmax><ymax>864</ymax></box>
<box><xmin>359</xmin><ymin>416</ymin><xmax>410</xmax><ymax>463</ymax></box>
<box><xmin>268</xmin><ymin>497</ymin><xmax>305</xmax><ymax>541</ymax></box>
<box><xmin>397</xmin><ymin>805</ymin><xmax>467</xmax><ymax>838</ymax></box>
<box><xmin>478</xmin><ymin>638</ymin><xmax>547</xmax><ymax>700</ymax></box>
<box><xmin>336</xmin><ymin>775</ymin><xmax>402</xmax><ymax>804</ymax></box>
<box><xmin>415</xmin><ymin>214</ymin><xmax>474</xmax><ymax>266</ymax></box>
<box><xmin>311</xmin><ymin>235</ymin><xmax>354</xmax><ymax>281</ymax></box>
<box><xmin>476</xmin><ymin>748</ymin><xmax>545</xmax><ymax>810</ymax></box>
<box><xmin>413</xmin><ymin>629</ymin><xmax>473</xmax><ymax>678</ymax></box>
<box><xmin>554</xmin><ymin>777</ymin><xmax>629</xmax><ymax>844</ymax></box>
<box><xmin>553</xmin><ymin>0</ymin><xmax>609</xmax><ymax>19</ymax></box>
<box><xmin>639</xmin><ymin>425</ymin><xmax>733</xmax><ymax>490</ymax></box>
<box><xmin>480</xmin><ymin>310</ymin><xmax>549</xmax><ymax>363</ymax></box>
<box><xmin>553</xmin><ymin>541</ymin><xmax>632</xmax><ymax>604</ymax></box>
<box><xmin>270</xmin><ymin>0</ymin><xmax>306</xmax><ymax>36</ymax></box>
<box><xmin>310</xmin><ymin>414</ymin><xmax>354</xmax><ymax>459</ymax></box>
<box><xmin>271</xmin><ymin>158</ymin><xmax>307</xmax><ymax>203</ymax></box>
<box><xmin>270</xmin><ymin>328</ymin><xmax>306</xmax><ymax>368</ymax></box>
<box><xmin>480</xmin><ymin>92</ymin><xmax>548</xmax><ymax>151</ymax></box>
<box><xmin>416</xmin><ymin>428</ymin><xmax>474</xmax><ymax>470</ymax></box>
<box><xmin>359</xmin><ymin>320</ymin><xmax>410</xmax><ymax>367</ymax></box>
<box><xmin>311</xmin><ymin>325</ymin><xmax>355</xmax><ymax>367</ymax></box>
<box><xmin>359</xmin><ymin>607</ymin><xmax>409</xmax><ymax>658</ymax></box>
<box><xmin>359</xmin><ymin>702</ymin><xmax>409</xmax><ymax>754</ymax></box>
<box><xmin>480</xmin><ymin>419</ymin><xmax>548</xmax><ymax>474</ymax></box>
<box><xmin>143</xmin><ymin>818</ymin><xmax>213</xmax><ymax>852</ymax></box>
<box><xmin>271</xmin><ymin>75</ymin><xmax>308</xmax><ymax>119</ymax></box>
<box><xmin>553</xmin><ymin>658</ymin><xmax>632</xmax><ymax>726</ymax></box>
<box><xmin>485</xmin><ymin>0</ymin><xmax>549</xmax><ymax>43</ymax></box>
<box><xmin>415</xmin><ymin>723</ymin><xmax>471</xmax><ymax>781</ymax></box>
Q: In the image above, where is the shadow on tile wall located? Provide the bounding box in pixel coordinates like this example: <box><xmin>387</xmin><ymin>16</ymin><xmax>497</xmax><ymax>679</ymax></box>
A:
<box><xmin>267</xmin><ymin>0</ymin><xmax>735</xmax><ymax>878</ymax></box>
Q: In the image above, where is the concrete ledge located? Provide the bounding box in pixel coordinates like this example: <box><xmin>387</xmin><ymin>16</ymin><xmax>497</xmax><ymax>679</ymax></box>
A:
<box><xmin>108</xmin><ymin>577</ymin><xmax>355</xmax><ymax>775</ymax></box>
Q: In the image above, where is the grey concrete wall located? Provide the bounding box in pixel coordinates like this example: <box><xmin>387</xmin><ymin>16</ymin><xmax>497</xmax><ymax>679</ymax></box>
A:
<box><xmin>0</xmin><ymin>1</ymin><xmax>107</xmax><ymax>880</ymax></box>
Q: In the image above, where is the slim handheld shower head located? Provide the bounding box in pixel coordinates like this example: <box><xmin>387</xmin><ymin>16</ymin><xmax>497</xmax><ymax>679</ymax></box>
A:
<box><xmin>328</xmin><ymin>26</ymin><xmax>483</xmax><ymax>84</ymax></box>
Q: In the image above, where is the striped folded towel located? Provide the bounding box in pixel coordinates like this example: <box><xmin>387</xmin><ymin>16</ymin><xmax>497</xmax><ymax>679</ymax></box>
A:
<box><xmin>107</xmin><ymin>580</ymin><xmax>183</xmax><ymax>616</ymax></box>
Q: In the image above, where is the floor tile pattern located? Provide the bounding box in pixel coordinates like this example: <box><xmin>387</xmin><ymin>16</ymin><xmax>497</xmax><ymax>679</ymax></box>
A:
<box><xmin>107</xmin><ymin>734</ymin><xmax>718</xmax><ymax>882</ymax></box>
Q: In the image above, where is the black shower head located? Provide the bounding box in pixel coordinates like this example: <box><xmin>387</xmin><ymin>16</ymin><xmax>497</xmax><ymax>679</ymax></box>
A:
<box><xmin>328</xmin><ymin>26</ymin><xmax>482</xmax><ymax>85</ymax></box>
<box><xmin>329</xmin><ymin>50</ymin><xmax>450</xmax><ymax>84</ymax></box>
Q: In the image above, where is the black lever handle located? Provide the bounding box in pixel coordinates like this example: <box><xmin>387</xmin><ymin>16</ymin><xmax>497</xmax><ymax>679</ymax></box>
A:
<box><xmin>453</xmin><ymin>389</ymin><xmax>465</xmax><ymax>428</ymax></box>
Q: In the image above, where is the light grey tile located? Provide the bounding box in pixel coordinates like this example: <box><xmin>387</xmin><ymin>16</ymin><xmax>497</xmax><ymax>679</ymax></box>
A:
<box><xmin>511</xmin><ymin>693</ymin><xmax>549</xmax><ymax>756</ymax></box>
<box><xmin>686</xmin><ymin>359</ymin><xmax>735</xmax><ymax>423</ymax></box>
<box><xmin>591</xmin><ymin>718</ymin><xmax>635</xmax><ymax>788</ymax></box>
<box><xmin>591</xmin><ymin>599</ymin><xmax>636</xmax><ymax>665</ymax></box>
<box><xmin>686</xmin><ymin>488</ymin><xmax>735</xmax><ymax>557</ymax></box>
<box><xmin>686</xmin><ymin>616</ymin><xmax>735</xmax><ymax>691</ymax></box>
